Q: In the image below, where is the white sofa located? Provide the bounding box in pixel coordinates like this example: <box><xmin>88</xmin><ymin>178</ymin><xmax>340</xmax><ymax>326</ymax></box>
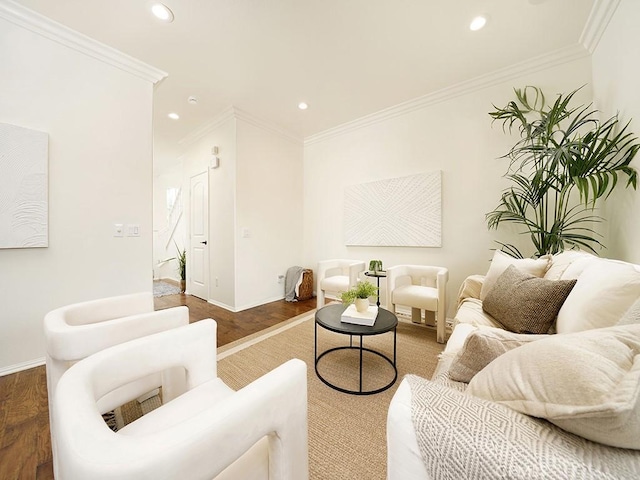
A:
<box><xmin>388</xmin><ymin>250</ymin><xmax>640</xmax><ymax>480</ymax></box>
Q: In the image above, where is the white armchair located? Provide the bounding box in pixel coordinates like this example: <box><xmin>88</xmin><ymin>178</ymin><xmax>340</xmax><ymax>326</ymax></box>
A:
<box><xmin>52</xmin><ymin>319</ymin><xmax>309</xmax><ymax>480</ymax></box>
<box><xmin>386</xmin><ymin>265</ymin><xmax>449</xmax><ymax>343</ymax></box>
<box><xmin>44</xmin><ymin>292</ymin><xmax>189</xmax><ymax>477</ymax></box>
<box><xmin>316</xmin><ymin>259</ymin><xmax>366</xmax><ymax>308</ymax></box>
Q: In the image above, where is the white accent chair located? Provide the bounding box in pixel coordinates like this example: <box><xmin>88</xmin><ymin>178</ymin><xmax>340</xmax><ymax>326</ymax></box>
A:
<box><xmin>44</xmin><ymin>292</ymin><xmax>189</xmax><ymax>478</ymax></box>
<box><xmin>52</xmin><ymin>319</ymin><xmax>309</xmax><ymax>480</ymax></box>
<box><xmin>316</xmin><ymin>259</ymin><xmax>366</xmax><ymax>309</ymax></box>
<box><xmin>386</xmin><ymin>265</ymin><xmax>449</xmax><ymax>343</ymax></box>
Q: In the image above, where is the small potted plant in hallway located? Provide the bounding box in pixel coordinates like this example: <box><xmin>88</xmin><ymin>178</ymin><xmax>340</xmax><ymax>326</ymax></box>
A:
<box><xmin>175</xmin><ymin>242</ymin><xmax>186</xmax><ymax>293</ymax></box>
<box><xmin>341</xmin><ymin>281</ymin><xmax>378</xmax><ymax>313</ymax></box>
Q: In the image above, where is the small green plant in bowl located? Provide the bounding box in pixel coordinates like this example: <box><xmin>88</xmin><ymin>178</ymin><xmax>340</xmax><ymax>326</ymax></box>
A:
<box><xmin>369</xmin><ymin>260</ymin><xmax>383</xmax><ymax>273</ymax></box>
<box><xmin>341</xmin><ymin>281</ymin><xmax>378</xmax><ymax>312</ymax></box>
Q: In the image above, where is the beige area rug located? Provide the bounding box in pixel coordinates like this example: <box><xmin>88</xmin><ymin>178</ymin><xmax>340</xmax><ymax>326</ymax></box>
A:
<box><xmin>217</xmin><ymin>310</ymin><xmax>445</xmax><ymax>480</ymax></box>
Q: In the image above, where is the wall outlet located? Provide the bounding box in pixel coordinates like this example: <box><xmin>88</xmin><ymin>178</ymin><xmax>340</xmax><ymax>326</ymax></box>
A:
<box><xmin>277</xmin><ymin>274</ymin><xmax>285</xmax><ymax>284</ymax></box>
<box><xmin>215</xmin><ymin>277</ymin><xmax>219</xmax><ymax>287</ymax></box>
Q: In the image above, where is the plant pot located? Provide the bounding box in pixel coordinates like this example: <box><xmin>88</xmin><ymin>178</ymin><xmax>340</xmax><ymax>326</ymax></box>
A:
<box><xmin>355</xmin><ymin>298</ymin><xmax>369</xmax><ymax>313</ymax></box>
<box><xmin>180</xmin><ymin>280</ymin><xmax>186</xmax><ymax>293</ymax></box>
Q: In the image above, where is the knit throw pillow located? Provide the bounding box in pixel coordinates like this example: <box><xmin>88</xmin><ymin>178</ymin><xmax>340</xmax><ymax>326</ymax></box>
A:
<box><xmin>449</xmin><ymin>328</ymin><xmax>548</xmax><ymax>383</ymax></box>
<box><xmin>482</xmin><ymin>265</ymin><xmax>576</xmax><ymax>334</ymax></box>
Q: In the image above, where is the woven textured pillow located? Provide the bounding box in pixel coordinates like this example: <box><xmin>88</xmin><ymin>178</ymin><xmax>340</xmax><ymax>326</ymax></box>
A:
<box><xmin>467</xmin><ymin>324</ymin><xmax>640</xmax><ymax>450</ymax></box>
<box><xmin>449</xmin><ymin>328</ymin><xmax>548</xmax><ymax>383</ymax></box>
<box><xmin>482</xmin><ymin>265</ymin><xmax>576</xmax><ymax>334</ymax></box>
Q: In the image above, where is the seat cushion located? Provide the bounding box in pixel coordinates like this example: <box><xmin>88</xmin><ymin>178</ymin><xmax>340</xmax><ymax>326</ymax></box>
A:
<box><xmin>320</xmin><ymin>275</ymin><xmax>349</xmax><ymax>293</ymax></box>
<box><xmin>119</xmin><ymin>378</ymin><xmax>235</xmax><ymax>435</ymax></box>
<box><xmin>392</xmin><ymin>285</ymin><xmax>438</xmax><ymax>311</ymax></box>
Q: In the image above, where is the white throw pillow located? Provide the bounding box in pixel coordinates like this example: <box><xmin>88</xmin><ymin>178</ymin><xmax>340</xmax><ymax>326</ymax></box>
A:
<box><xmin>467</xmin><ymin>325</ymin><xmax>640</xmax><ymax>449</ymax></box>
<box><xmin>479</xmin><ymin>250</ymin><xmax>551</xmax><ymax>300</ymax></box>
<box><xmin>555</xmin><ymin>260</ymin><xmax>640</xmax><ymax>333</ymax></box>
<box><xmin>544</xmin><ymin>250</ymin><xmax>595</xmax><ymax>281</ymax></box>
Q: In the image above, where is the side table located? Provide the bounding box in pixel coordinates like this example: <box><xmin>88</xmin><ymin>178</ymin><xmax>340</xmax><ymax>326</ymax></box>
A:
<box><xmin>364</xmin><ymin>270</ymin><xmax>386</xmax><ymax>306</ymax></box>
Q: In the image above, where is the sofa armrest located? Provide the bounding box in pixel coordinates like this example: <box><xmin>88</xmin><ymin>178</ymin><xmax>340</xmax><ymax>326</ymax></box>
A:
<box><xmin>456</xmin><ymin>274</ymin><xmax>485</xmax><ymax>307</ymax></box>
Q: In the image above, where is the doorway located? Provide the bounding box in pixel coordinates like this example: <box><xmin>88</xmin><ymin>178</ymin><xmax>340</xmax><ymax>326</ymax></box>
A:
<box><xmin>189</xmin><ymin>171</ymin><xmax>209</xmax><ymax>300</ymax></box>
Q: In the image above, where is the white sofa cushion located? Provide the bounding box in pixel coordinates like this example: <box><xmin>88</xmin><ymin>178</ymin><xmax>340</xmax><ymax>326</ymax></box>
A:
<box><xmin>556</xmin><ymin>260</ymin><xmax>640</xmax><ymax>333</ymax></box>
<box><xmin>467</xmin><ymin>325</ymin><xmax>640</xmax><ymax>449</ymax></box>
<box><xmin>479</xmin><ymin>250</ymin><xmax>550</xmax><ymax>300</ymax></box>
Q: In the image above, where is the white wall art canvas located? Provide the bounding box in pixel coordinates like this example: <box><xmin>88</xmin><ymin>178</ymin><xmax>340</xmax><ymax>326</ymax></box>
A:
<box><xmin>0</xmin><ymin>123</ymin><xmax>48</xmax><ymax>248</ymax></box>
<box><xmin>344</xmin><ymin>171</ymin><xmax>441</xmax><ymax>247</ymax></box>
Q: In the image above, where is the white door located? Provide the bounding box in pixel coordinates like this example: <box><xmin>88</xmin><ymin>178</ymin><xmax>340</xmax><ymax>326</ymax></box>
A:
<box><xmin>189</xmin><ymin>172</ymin><xmax>209</xmax><ymax>300</ymax></box>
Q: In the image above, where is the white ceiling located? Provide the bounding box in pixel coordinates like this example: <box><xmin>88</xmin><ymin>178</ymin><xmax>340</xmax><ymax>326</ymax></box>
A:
<box><xmin>13</xmin><ymin>0</ymin><xmax>596</xmax><ymax>169</ymax></box>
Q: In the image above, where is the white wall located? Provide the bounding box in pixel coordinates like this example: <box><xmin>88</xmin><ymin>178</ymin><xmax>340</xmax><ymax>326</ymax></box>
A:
<box><xmin>235</xmin><ymin>119</ymin><xmax>304</xmax><ymax>310</ymax></box>
<box><xmin>0</xmin><ymin>11</ymin><xmax>160</xmax><ymax>372</ymax></box>
<box><xmin>303</xmin><ymin>57</ymin><xmax>593</xmax><ymax>317</ymax></box>
<box><xmin>592</xmin><ymin>0</ymin><xmax>640</xmax><ymax>264</ymax></box>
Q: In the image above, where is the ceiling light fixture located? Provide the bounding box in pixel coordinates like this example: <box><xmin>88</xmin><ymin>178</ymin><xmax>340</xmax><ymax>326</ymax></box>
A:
<box><xmin>188</xmin><ymin>96</ymin><xmax>197</xmax><ymax>104</ymax></box>
<box><xmin>298</xmin><ymin>102</ymin><xmax>308</xmax><ymax>110</ymax></box>
<box><xmin>469</xmin><ymin>16</ymin><xmax>487</xmax><ymax>31</ymax></box>
<box><xmin>168</xmin><ymin>113</ymin><xmax>180</xmax><ymax>120</ymax></box>
<box><xmin>151</xmin><ymin>3</ymin><xmax>174</xmax><ymax>23</ymax></box>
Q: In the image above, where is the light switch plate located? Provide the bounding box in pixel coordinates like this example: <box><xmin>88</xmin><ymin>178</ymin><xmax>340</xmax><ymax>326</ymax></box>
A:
<box><xmin>127</xmin><ymin>224</ymin><xmax>140</xmax><ymax>237</ymax></box>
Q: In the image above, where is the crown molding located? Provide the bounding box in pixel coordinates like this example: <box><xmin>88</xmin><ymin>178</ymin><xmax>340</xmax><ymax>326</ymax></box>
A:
<box><xmin>233</xmin><ymin>107</ymin><xmax>303</xmax><ymax>145</ymax></box>
<box><xmin>0</xmin><ymin>0</ymin><xmax>167</xmax><ymax>84</ymax></box>
<box><xmin>179</xmin><ymin>106</ymin><xmax>303</xmax><ymax>148</ymax></box>
<box><xmin>580</xmin><ymin>0</ymin><xmax>621</xmax><ymax>54</ymax></box>
<box><xmin>304</xmin><ymin>44</ymin><xmax>590</xmax><ymax>146</ymax></box>
<box><xmin>178</xmin><ymin>106</ymin><xmax>237</xmax><ymax>147</ymax></box>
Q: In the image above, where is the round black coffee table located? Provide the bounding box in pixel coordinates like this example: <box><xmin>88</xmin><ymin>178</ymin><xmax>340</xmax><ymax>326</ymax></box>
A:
<box><xmin>314</xmin><ymin>303</ymin><xmax>398</xmax><ymax>395</ymax></box>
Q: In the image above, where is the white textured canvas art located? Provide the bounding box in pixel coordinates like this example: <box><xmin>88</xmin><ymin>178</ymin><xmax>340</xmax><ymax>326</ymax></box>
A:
<box><xmin>0</xmin><ymin>123</ymin><xmax>49</xmax><ymax>248</ymax></box>
<box><xmin>344</xmin><ymin>172</ymin><xmax>441</xmax><ymax>247</ymax></box>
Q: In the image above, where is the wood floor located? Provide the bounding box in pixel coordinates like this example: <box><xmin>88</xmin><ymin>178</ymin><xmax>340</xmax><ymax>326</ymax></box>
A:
<box><xmin>0</xmin><ymin>291</ymin><xmax>316</xmax><ymax>480</ymax></box>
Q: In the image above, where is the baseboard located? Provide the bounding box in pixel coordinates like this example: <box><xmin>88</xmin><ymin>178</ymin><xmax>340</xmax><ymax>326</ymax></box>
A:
<box><xmin>0</xmin><ymin>357</ymin><xmax>45</xmax><ymax>377</ymax></box>
<box><xmin>208</xmin><ymin>295</ymin><xmax>286</xmax><ymax>313</ymax></box>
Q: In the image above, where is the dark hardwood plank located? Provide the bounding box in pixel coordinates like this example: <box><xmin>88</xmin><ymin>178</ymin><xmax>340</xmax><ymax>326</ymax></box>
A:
<box><xmin>0</xmin><ymin>292</ymin><xmax>316</xmax><ymax>479</ymax></box>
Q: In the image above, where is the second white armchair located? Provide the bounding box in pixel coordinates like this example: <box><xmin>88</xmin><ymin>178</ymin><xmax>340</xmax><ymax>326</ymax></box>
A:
<box><xmin>386</xmin><ymin>265</ymin><xmax>449</xmax><ymax>343</ymax></box>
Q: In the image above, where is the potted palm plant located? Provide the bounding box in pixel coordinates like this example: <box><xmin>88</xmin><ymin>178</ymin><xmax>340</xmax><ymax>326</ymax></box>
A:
<box><xmin>341</xmin><ymin>281</ymin><xmax>378</xmax><ymax>313</ymax></box>
<box><xmin>487</xmin><ymin>86</ymin><xmax>639</xmax><ymax>258</ymax></box>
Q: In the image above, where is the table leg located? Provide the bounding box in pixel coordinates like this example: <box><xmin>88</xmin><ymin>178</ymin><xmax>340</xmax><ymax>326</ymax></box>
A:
<box><xmin>359</xmin><ymin>335</ymin><xmax>363</xmax><ymax>393</ymax></box>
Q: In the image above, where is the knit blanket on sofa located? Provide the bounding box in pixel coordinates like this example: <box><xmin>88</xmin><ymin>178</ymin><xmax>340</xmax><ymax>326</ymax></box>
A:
<box><xmin>406</xmin><ymin>374</ymin><xmax>640</xmax><ymax>480</ymax></box>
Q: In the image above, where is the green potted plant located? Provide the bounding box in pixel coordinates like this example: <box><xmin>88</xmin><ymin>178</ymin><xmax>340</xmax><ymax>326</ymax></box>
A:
<box><xmin>341</xmin><ymin>281</ymin><xmax>378</xmax><ymax>313</ymax></box>
<box><xmin>369</xmin><ymin>259</ymin><xmax>383</xmax><ymax>273</ymax></box>
<box><xmin>487</xmin><ymin>86</ymin><xmax>639</xmax><ymax>258</ymax></box>
<box><xmin>174</xmin><ymin>242</ymin><xmax>186</xmax><ymax>293</ymax></box>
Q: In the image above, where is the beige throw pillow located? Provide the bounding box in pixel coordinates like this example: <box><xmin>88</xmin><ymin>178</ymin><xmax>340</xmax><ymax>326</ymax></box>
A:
<box><xmin>482</xmin><ymin>265</ymin><xmax>577</xmax><ymax>334</ymax></box>
<box><xmin>479</xmin><ymin>250</ymin><xmax>551</xmax><ymax>300</ymax></box>
<box><xmin>467</xmin><ymin>324</ymin><xmax>640</xmax><ymax>449</ymax></box>
<box><xmin>449</xmin><ymin>328</ymin><xmax>548</xmax><ymax>383</ymax></box>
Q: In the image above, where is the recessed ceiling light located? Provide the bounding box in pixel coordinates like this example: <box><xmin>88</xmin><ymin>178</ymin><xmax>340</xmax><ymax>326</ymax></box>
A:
<box><xmin>469</xmin><ymin>16</ymin><xmax>487</xmax><ymax>31</ymax></box>
<box><xmin>151</xmin><ymin>3</ymin><xmax>174</xmax><ymax>23</ymax></box>
<box><xmin>298</xmin><ymin>102</ymin><xmax>308</xmax><ymax>110</ymax></box>
<box><xmin>168</xmin><ymin>113</ymin><xmax>180</xmax><ymax>120</ymax></box>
